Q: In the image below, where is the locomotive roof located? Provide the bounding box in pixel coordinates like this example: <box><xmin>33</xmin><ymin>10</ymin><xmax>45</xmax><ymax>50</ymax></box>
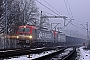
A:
<box><xmin>19</xmin><ymin>25</ymin><xmax>37</xmax><ymax>29</ymax></box>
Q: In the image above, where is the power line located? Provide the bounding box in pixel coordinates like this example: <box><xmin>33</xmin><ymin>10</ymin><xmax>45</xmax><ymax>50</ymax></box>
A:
<box><xmin>63</xmin><ymin>0</ymin><xmax>74</xmax><ymax>29</ymax></box>
<box><xmin>64</xmin><ymin>0</ymin><xmax>74</xmax><ymax>19</ymax></box>
<box><xmin>38</xmin><ymin>8</ymin><xmax>54</xmax><ymax>15</ymax></box>
<box><xmin>71</xmin><ymin>23</ymin><xmax>81</xmax><ymax>29</ymax></box>
<box><xmin>66</xmin><ymin>0</ymin><xmax>73</xmax><ymax>18</ymax></box>
<box><xmin>70</xmin><ymin>22</ymin><xmax>86</xmax><ymax>30</ymax></box>
<box><xmin>37</xmin><ymin>0</ymin><xmax>74</xmax><ymax>29</ymax></box>
<box><xmin>73</xmin><ymin>21</ymin><xmax>81</xmax><ymax>25</ymax></box>
<box><xmin>70</xmin><ymin>20</ymin><xmax>88</xmax><ymax>30</ymax></box>
<box><xmin>36</xmin><ymin>0</ymin><xmax>59</xmax><ymax>15</ymax></box>
<box><xmin>64</xmin><ymin>0</ymin><xmax>71</xmax><ymax>18</ymax></box>
<box><xmin>63</xmin><ymin>0</ymin><xmax>72</xmax><ymax>29</ymax></box>
<box><xmin>43</xmin><ymin>0</ymin><xmax>62</xmax><ymax>15</ymax></box>
<box><xmin>64</xmin><ymin>0</ymin><xmax>86</xmax><ymax>31</ymax></box>
<box><xmin>63</xmin><ymin>19</ymin><xmax>72</xmax><ymax>29</ymax></box>
<box><xmin>41</xmin><ymin>11</ymin><xmax>55</xmax><ymax>15</ymax></box>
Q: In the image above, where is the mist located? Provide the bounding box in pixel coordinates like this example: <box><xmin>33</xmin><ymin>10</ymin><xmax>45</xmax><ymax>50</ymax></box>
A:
<box><xmin>36</xmin><ymin>0</ymin><xmax>90</xmax><ymax>39</ymax></box>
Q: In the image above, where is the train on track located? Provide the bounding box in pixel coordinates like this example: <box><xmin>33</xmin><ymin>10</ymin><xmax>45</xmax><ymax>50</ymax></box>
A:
<box><xmin>8</xmin><ymin>25</ymin><xmax>87</xmax><ymax>49</ymax></box>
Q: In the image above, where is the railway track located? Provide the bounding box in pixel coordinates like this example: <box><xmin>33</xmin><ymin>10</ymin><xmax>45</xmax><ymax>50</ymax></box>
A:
<box><xmin>0</xmin><ymin>47</ymin><xmax>64</xmax><ymax>58</ymax></box>
<box><xmin>32</xmin><ymin>47</ymin><xmax>76</xmax><ymax>60</ymax></box>
<box><xmin>61</xmin><ymin>48</ymin><xmax>76</xmax><ymax>60</ymax></box>
<box><xmin>0</xmin><ymin>47</ymin><xmax>76</xmax><ymax>60</ymax></box>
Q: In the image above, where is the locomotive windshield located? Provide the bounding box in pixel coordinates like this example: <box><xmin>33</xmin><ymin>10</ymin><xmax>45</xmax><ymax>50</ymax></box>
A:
<box><xmin>18</xmin><ymin>28</ymin><xmax>30</xmax><ymax>32</ymax></box>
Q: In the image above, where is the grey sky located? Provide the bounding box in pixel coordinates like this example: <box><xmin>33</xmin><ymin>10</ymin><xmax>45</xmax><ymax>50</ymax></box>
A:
<box><xmin>36</xmin><ymin>0</ymin><xmax>90</xmax><ymax>38</ymax></box>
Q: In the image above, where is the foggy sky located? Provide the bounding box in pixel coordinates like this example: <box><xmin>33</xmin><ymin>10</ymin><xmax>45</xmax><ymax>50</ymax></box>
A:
<box><xmin>36</xmin><ymin>0</ymin><xmax>90</xmax><ymax>38</ymax></box>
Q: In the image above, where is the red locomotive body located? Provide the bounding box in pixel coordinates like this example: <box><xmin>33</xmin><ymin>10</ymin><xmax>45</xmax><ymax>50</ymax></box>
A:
<box><xmin>16</xmin><ymin>25</ymin><xmax>37</xmax><ymax>44</ymax></box>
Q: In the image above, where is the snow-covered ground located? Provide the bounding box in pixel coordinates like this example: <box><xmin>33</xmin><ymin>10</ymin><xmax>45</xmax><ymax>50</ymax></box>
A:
<box><xmin>4</xmin><ymin>56</ymin><xmax>29</xmax><ymax>60</ymax></box>
<box><xmin>3</xmin><ymin>50</ymin><xmax>58</xmax><ymax>60</ymax></box>
<box><xmin>3</xmin><ymin>48</ymin><xmax>73</xmax><ymax>60</ymax></box>
<box><xmin>76</xmin><ymin>46</ymin><xmax>90</xmax><ymax>60</ymax></box>
<box><xmin>58</xmin><ymin>48</ymin><xmax>73</xmax><ymax>58</ymax></box>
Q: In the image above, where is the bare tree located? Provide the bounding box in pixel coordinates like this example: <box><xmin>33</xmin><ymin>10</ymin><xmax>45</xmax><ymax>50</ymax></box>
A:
<box><xmin>0</xmin><ymin>0</ymin><xmax>39</xmax><ymax>34</ymax></box>
<box><xmin>18</xmin><ymin>0</ymin><xmax>39</xmax><ymax>26</ymax></box>
<box><xmin>0</xmin><ymin>0</ymin><xmax>51</xmax><ymax>34</ymax></box>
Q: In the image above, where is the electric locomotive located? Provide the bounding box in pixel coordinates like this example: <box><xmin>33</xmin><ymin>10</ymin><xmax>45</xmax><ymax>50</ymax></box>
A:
<box><xmin>16</xmin><ymin>25</ymin><xmax>36</xmax><ymax>44</ymax></box>
<box><xmin>16</xmin><ymin>25</ymin><xmax>55</xmax><ymax>48</ymax></box>
<box><xmin>11</xmin><ymin>25</ymin><xmax>87</xmax><ymax>48</ymax></box>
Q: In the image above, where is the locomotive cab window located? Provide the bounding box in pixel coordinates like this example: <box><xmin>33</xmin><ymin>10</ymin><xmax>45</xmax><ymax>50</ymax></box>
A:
<box><xmin>19</xmin><ymin>28</ymin><xmax>24</xmax><ymax>32</ymax></box>
<box><xmin>18</xmin><ymin>28</ymin><xmax>30</xmax><ymax>32</ymax></box>
<box><xmin>25</xmin><ymin>28</ymin><xmax>30</xmax><ymax>32</ymax></box>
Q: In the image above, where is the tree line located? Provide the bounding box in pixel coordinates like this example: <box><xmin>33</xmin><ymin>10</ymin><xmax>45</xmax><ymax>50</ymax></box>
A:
<box><xmin>0</xmin><ymin>0</ymin><xmax>40</xmax><ymax>35</ymax></box>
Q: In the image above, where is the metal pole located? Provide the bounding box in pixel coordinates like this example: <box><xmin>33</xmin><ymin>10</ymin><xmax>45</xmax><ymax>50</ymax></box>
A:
<box><xmin>86</xmin><ymin>22</ymin><xmax>89</xmax><ymax>40</ymax></box>
<box><xmin>4</xmin><ymin>0</ymin><xmax>8</xmax><ymax>49</ymax></box>
<box><xmin>23</xmin><ymin>11</ymin><xmax>25</xmax><ymax>25</ymax></box>
<box><xmin>86</xmin><ymin>22</ymin><xmax>90</xmax><ymax>47</ymax></box>
<box><xmin>76</xmin><ymin>31</ymin><xmax>78</xmax><ymax>38</ymax></box>
<box><xmin>64</xmin><ymin>19</ymin><xmax>66</xmax><ymax>26</ymax></box>
<box><xmin>70</xmin><ymin>30</ymin><xmax>72</xmax><ymax>36</ymax></box>
<box><xmin>40</xmin><ymin>11</ymin><xmax>42</xmax><ymax>28</ymax></box>
<box><xmin>80</xmin><ymin>22</ymin><xmax>89</xmax><ymax>47</ymax></box>
<box><xmin>5</xmin><ymin>0</ymin><xmax>8</xmax><ymax>35</ymax></box>
<box><xmin>51</xmin><ymin>23</ymin><xmax>52</xmax><ymax>30</ymax></box>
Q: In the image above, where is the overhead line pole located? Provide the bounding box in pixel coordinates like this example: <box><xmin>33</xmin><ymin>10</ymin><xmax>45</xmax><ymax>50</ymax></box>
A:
<box><xmin>86</xmin><ymin>22</ymin><xmax>89</xmax><ymax>40</ymax></box>
<box><xmin>86</xmin><ymin>22</ymin><xmax>90</xmax><ymax>47</ymax></box>
<box><xmin>4</xmin><ymin>0</ymin><xmax>8</xmax><ymax>49</ymax></box>
<box><xmin>5</xmin><ymin>0</ymin><xmax>8</xmax><ymax>35</ymax></box>
<box><xmin>80</xmin><ymin>22</ymin><xmax>89</xmax><ymax>40</ymax></box>
<box><xmin>40</xmin><ymin>11</ymin><xmax>43</xmax><ymax>28</ymax></box>
<box><xmin>80</xmin><ymin>22</ymin><xmax>89</xmax><ymax>47</ymax></box>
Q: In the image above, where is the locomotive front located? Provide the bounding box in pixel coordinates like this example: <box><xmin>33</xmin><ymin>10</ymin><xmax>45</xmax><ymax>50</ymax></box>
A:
<box><xmin>16</xmin><ymin>26</ymin><xmax>36</xmax><ymax>44</ymax></box>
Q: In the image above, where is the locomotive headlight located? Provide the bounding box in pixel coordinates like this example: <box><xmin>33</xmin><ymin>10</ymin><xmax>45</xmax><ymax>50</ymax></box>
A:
<box><xmin>24</xmin><ymin>26</ymin><xmax>26</xmax><ymax>28</ymax></box>
<box><xmin>17</xmin><ymin>36</ymin><xmax>19</xmax><ymax>39</ymax></box>
<box><xmin>29</xmin><ymin>35</ymin><xmax>32</xmax><ymax>39</ymax></box>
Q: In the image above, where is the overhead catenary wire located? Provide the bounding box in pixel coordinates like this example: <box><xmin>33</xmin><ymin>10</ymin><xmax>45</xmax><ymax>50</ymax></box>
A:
<box><xmin>37</xmin><ymin>0</ymin><xmax>89</xmax><ymax>39</ymax></box>
<box><xmin>36</xmin><ymin>0</ymin><xmax>59</xmax><ymax>15</ymax></box>
<box><xmin>37</xmin><ymin>0</ymin><xmax>70</xmax><ymax>29</ymax></box>
<box><xmin>64</xmin><ymin>0</ymin><xmax>74</xmax><ymax>19</ymax></box>
<box><xmin>62</xmin><ymin>22</ymin><xmax>88</xmax><ymax>37</ymax></box>
<box><xmin>43</xmin><ymin>0</ymin><xmax>62</xmax><ymax>15</ymax></box>
<box><xmin>66</xmin><ymin>0</ymin><xmax>73</xmax><ymax>18</ymax></box>
<box><xmin>37</xmin><ymin>0</ymin><xmax>79</xmax><ymax>30</ymax></box>
<box><xmin>38</xmin><ymin>0</ymin><xmax>69</xmax><ymax>28</ymax></box>
<box><xmin>71</xmin><ymin>22</ymin><xmax>83</xmax><ymax>29</ymax></box>
<box><xmin>38</xmin><ymin>8</ymin><xmax>55</xmax><ymax>16</ymax></box>
<box><xmin>71</xmin><ymin>21</ymin><xmax>87</xmax><ymax>29</ymax></box>
<box><xmin>64</xmin><ymin>0</ymin><xmax>71</xmax><ymax>18</ymax></box>
<box><xmin>43</xmin><ymin>0</ymin><xmax>74</xmax><ymax>29</ymax></box>
<box><xmin>41</xmin><ymin>10</ymin><xmax>55</xmax><ymax>15</ymax></box>
<box><xmin>71</xmin><ymin>22</ymin><xmax>84</xmax><ymax>29</ymax></box>
<box><xmin>63</xmin><ymin>0</ymin><xmax>74</xmax><ymax>28</ymax></box>
<box><xmin>63</xmin><ymin>0</ymin><xmax>72</xmax><ymax>28</ymax></box>
<box><xmin>73</xmin><ymin>21</ymin><xmax>82</xmax><ymax>25</ymax></box>
<box><xmin>64</xmin><ymin>0</ymin><xmax>89</xmax><ymax>32</ymax></box>
<box><xmin>63</xmin><ymin>19</ymin><xmax>72</xmax><ymax>29</ymax></box>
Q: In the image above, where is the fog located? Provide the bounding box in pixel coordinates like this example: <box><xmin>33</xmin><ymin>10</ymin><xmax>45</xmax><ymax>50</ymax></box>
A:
<box><xmin>36</xmin><ymin>0</ymin><xmax>90</xmax><ymax>39</ymax></box>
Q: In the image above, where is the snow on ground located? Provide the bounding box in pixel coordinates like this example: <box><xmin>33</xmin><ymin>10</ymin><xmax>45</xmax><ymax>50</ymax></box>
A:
<box><xmin>4</xmin><ymin>55</ymin><xmax>29</xmax><ymax>60</ymax></box>
<box><xmin>3</xmin><ymin>50</ymin><xmax>57</xmax><ymax>60</ymax></box>
<box><xmin>76</xmin><ymin>46</ymin><xmax>90</xmax><ymax>60</ymax></box>
<box><xmin>3</xmin><ymin>48</ymin><xmax>74</xmax><ymax>60</ymax></box>
<box><xmin>58</xmin><ymin>48</ymin><xmax>73</xmax><ymax>58</ymax></box>
<box><xmin>30</xmin><ymin>50</ymin><xmax>57</xmax><ymax>60</ymax></box>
